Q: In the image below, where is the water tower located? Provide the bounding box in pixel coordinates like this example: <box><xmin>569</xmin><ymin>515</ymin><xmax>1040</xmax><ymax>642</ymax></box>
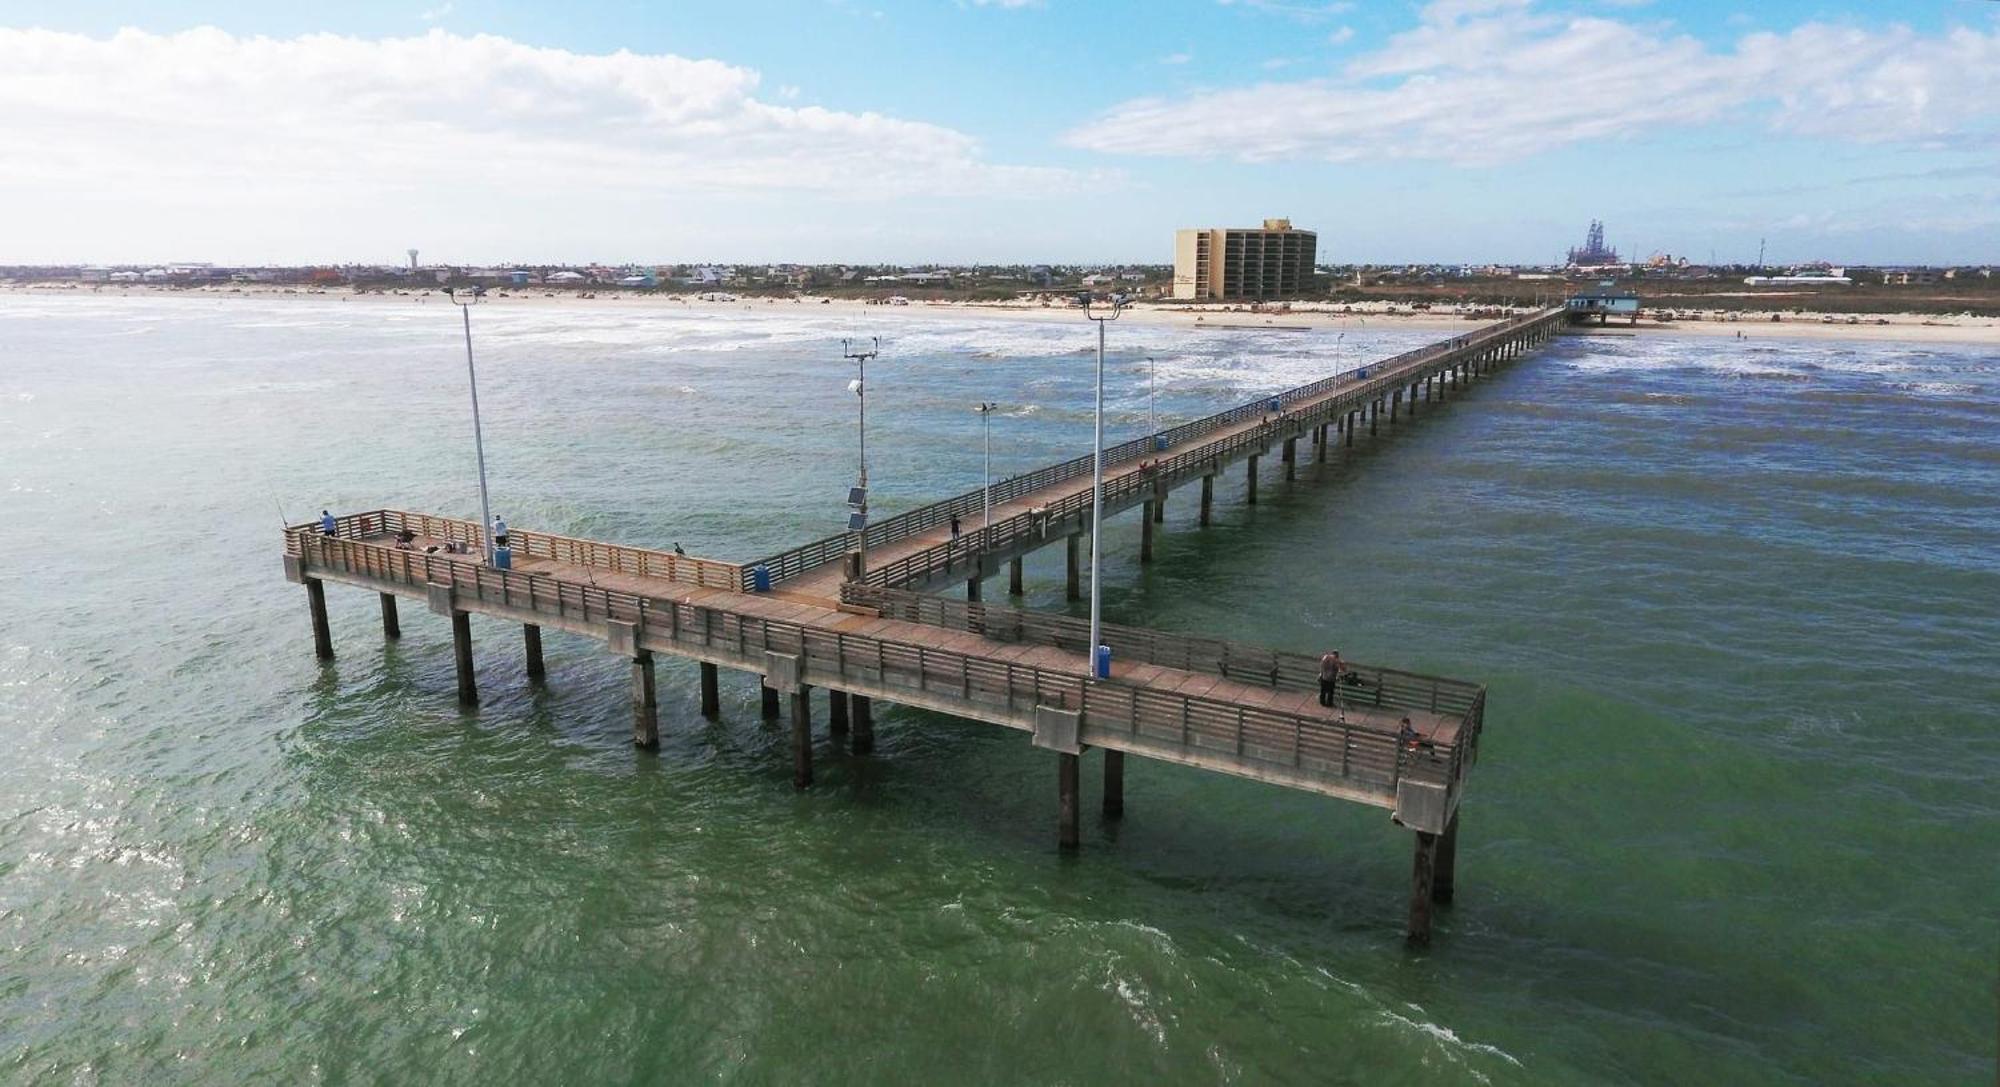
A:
<box><xmin>407</xmin><ymin>248</ymin><xmax>419</xmax><ymax>272</ymax></box>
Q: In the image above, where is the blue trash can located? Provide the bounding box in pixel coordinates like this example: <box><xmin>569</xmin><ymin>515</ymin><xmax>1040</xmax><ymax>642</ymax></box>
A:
<box><xmin>752</xmin><ymin>565</ymin><xmax>772</xmax><ymax>592</ymax></box>
<box><xmin>1153</xmin><ymin>435</ymin><xmax>1169</xmax><ymax>451</ymax></box>
<box><xmin>1266</xmin><ymin>397</ymin><xmax>1281</xmax><ymax>413</ymax></box>
<box><xmin>492</xmin><ymin>546</ymin><xmax>512</xmax><ymax>570</ymax></box>
<box><xmin>1094</xmin><ymin>644</ymin><xmax>1112</xmax><ymax>679</ymax></box>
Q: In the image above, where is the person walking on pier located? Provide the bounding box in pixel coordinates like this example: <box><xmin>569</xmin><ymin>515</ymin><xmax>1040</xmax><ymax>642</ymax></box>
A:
<box><xmin>1319</xmin><ymin>650</ymin><xmax>1345</xmax><ymax>707</ymax></box>
<box><xmin>319</xmin><ymin>510</ymin><xmax>336</xmax><ymax>537</ymax></box>
<box><xmin>492</xmin><ymin>516</ymin><xmax>509</xmax><ymax>549</ymax></box>
<box><xmin>950</xmin><ymin>513</ymin><xmax>961</xmax><ymax>542</ymax></box>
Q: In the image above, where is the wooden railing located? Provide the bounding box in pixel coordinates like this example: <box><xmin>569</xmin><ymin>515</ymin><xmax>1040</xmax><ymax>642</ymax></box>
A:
<box><xmin>284</xmin><ymin>509</ymin><xmax>744</xmax><ymax>591</ymax></box>
<box><xmin>841</xmin><ymin>584</ymin><xmax>1484</xmax><ymax>720</ymax></box>
<box><xmin>292</xmin><ymin>531</ymin><xmax>1461</xmax><ymax>797</ymax></box>
<box><xmin>747</xmin><ymin>308</ymin><xmax>1563</xmax><ymax>589</ymax></box>
<box><xmin>854</xmin><ymin>311</ymin><xmax>1560</xmax><ymax>593</ymax></box>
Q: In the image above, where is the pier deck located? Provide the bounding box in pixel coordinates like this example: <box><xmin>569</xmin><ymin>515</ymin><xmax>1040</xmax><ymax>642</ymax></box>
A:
<box><xmin>283</xmin><ymin>307</ymin><xmax>1564</xmax><ymax>942</ymax></box>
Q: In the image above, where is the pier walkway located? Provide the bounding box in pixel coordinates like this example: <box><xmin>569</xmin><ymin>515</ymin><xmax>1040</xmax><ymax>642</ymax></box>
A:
<box><xmin>283</xmin><ymin>306</ymin><xmax>1564</xmax><ymax>943</ymax></box>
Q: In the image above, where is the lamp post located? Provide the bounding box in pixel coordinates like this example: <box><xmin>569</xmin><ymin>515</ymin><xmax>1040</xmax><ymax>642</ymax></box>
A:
<box><xmin>1145</xmin><ymin>355</ymin><xmax>1157</xmax><ymax>441</ymax></box>
<box><xmin>975</xmin><ymin>402</ymin><xmax>997</xmax><ymax>529</ymax></box>
<box><xmin>843</xmin><ymin>337</ymin><xmax>879</xmax><ymax>574</ymax></box>
<box><xmin>1081</xmin><ymin>292</ymin><xmax>1125</xmax><ymax>678</ymax></box>
<box><xmin>444</xmin><ymin>285</ymin><xmax>496</xmax><ymax>565</ymax></box>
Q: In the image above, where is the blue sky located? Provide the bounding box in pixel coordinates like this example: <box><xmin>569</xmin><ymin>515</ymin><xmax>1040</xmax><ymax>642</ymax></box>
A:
<box><xmin>1</xmin><ymin>0</ymin><xmax>1995</xmax><ymax>265</ymax></box>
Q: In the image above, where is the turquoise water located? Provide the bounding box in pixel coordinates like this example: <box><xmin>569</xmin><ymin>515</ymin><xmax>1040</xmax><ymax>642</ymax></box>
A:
<box><xmin>1</xmin><ymin>294</ymin><xmax>1994</xmax><ymax>1084</ymax></box>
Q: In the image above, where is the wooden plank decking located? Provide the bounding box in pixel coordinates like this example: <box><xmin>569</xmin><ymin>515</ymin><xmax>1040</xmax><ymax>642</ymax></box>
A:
<box><xmin>282</xmin><ymin>308</ymin><xmax>1564</xmax><ymax>942</ymax></box>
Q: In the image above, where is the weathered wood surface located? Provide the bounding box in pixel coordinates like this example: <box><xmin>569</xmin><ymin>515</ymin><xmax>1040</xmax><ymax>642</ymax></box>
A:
<box><xmin>768</xmin><ymin>308</ymin><xmax>1563</xmax><ymax>597</ymax></box>
<box><xmin>286</xmin><ymin>527</ymin><xmax>1470</xmax><ymax>818</ymax></box>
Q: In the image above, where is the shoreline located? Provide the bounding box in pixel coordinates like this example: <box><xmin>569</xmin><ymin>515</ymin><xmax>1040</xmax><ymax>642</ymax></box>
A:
<box><xmin>5</xmin><ymin>280</ymin><xmax>1997</xmax><ymax>346</ymax></box>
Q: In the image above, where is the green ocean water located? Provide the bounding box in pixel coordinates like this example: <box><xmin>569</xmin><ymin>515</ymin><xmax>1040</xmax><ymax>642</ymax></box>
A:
<box><xmin>1</xmin><ymin>293</ymin><xmax>1994</xmax><ymax>1084</ymax></box>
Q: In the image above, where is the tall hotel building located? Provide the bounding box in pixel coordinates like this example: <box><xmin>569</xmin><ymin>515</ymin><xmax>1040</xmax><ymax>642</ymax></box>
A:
<box><xmin>1172</xmin><ymin>219</ymin><xmax>1318</xmax><ymax>301</ymax></box>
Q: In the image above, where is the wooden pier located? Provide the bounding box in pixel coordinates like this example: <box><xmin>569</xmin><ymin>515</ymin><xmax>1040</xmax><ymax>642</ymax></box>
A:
<box><xmin>283</xmin><ymin>307</ymin><xmax>1564</xmax><ymax>943</ymax></box>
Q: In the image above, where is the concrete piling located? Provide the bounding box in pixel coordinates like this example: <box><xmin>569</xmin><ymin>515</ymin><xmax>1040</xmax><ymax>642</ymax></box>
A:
<box><xmin>1434</xmin><ymin>812</ymin><xmax>1459</xmax><ymax>905</ymax></box>
<box><xmin>791</xmin><ymin>686</ymin><xmax>813</xmax><ymax>789</ymax></box>
<box><xmin>829</xmin><ymin>688</ymin><xmax>850</xmax><ymax>737</ymax></box>
<box><xmin>306</xmin><ymin>577</ymin><xmax>333</xmax><ymax>661</ymax></box>
<box><xmin>1283</xmin><ymin>436</ymin><xmax>1297</xmax><ymax>481</ymax></box>
<box><xmin>1246</xmin><ymin>454</ymin><xmax>1259</xmax><ymax>505</ymax></box>
<box><xmin>1009</xmin><ymin>556</ymin><xmax>1023</xmax><ymax>596</ymax></box>
<box><xmin>523</xmin><ymin>623</ymin><xmax>545</xmax><ymax>681</ymax></box>
<box><xmin>761</xmin><ymin>683</ymin><xmax>781</xmax><ymax>719</ymax></box>
<box><xmin>1103</xmin><ymin>749</ymin><xmax>1124</xmax><ymax>818</ymax></box>
<box><xmin>631</xmin><ymin>651</ymin><xmax>659</xmax><ymax>749</ymax></box>
<box><xmin>852</xmin><ymin>694</ymin><xmax>875</xmax><ymax>754</ymax></box>
<box><xmin>699</xmin><ymin>661</ymin><xmax>720</xmax><ymax>717</ymax></box>
<box><xmin>378</xmin><ymin>592</ymin><xmax>400</xmax><ymax>640</ymax></box>
<box><xmin>1058</xmin><ymin>751</ymin><xmax>1080</xmax><ymax>851</ymax></box>
<box><xmin>1140</xmin><ymin>501</ymin><xmax>1155</xmax><ymax>562</ymax></box>
<box><xmin>1199</xmin><ymin>474</ymin><xmax>1213</xmax><ymax>526</ymax></box>
<box><xmin>451</xmin><ymin>609</ymin><xmax>476</xmax><ymax>706</ymax></box>
<box><xmin>1408</xmin><ymin>831</ymin><xmax>1438</xmax><ymax>945</ymax></box>
<box><xmin>1065</xmin><ymin>533</ymin><xmax>1081</xmax><ymax>601</ymax></box>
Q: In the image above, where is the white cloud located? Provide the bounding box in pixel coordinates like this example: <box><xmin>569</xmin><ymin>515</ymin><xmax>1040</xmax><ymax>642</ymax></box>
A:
<box><xmin>1161</xmin><ymin>51</ymin><xmax>1193</xmax><ymax>65</ymax></box>
<box><xmin>0</xmin><ymin>26</ymin><xmax>1085</xmax><ymax>202</ymax></box>
<box><xmin>1067</xmin><ymin>2</ymin><xmax>2000</xmax><ymax>164</ymax></box>
<box><xmin>419</xmin><ymin>2</ymin><xmax>453</xmax><ymax>21</ymax></box>
<box><xmin>1215</xmin><ymin>0</ymin><xmax>1353</xmax><ymax>22</ymax></box>
<box><xmin>1326</xmin><ymin>25</ymin><xmax>1353</xmax><ymax>45</ymax></box>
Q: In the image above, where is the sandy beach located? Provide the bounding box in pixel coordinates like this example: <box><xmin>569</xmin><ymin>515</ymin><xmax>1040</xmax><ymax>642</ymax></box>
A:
<box><xmin>6</xmin><ymin>280</ymin><xmax>1998</xmax><ymax>346</ymax></box>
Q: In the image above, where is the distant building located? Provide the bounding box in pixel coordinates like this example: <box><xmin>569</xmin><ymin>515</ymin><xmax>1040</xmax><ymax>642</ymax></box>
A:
<box><xmin>1173</xmin><ymin>219</ymin><xmax>1317</xmax><ymax>301</ymax></box>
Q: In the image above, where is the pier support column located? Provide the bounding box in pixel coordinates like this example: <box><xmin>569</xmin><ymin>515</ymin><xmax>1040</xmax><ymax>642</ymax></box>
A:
<box><xmin>1009</xmin><ymin>556</ymin><xmax>1024</xmax><ymax>596</ymax></box>
<box><xmin>829</xmin><ymin>689</ymin><xmax>850</xmax><ymax>738</ymax></box>
<box><xmin>1391</xmin><ymin>389</ymin><xmax>1401</xmax><ymax>421</ymax></box>
<box><xmin>1317</xmin><ymin>423</ymin><xmax>1329</xmax><ymax>463</ymax></box>
<box><xmin>1346</xmin><ymin>411</ymin><xmax>1356</xmax><ymax>446</ymax></box>
<box><xmin>1434</xmin><ymin>812</ymin><xmax>1459</xmax><ymax>905</ymax></box>
<box><xmin>1065</xmin><ymin>533</ymin><xmax>1082</xmax><ymax>601</ymax></box>
<box><xmin>1140</xmin><ymin>501</ymin><xmax>1155</xmax><ymax>562</ymax></box>
<box><xmin>1370</xmin><ymin>401</ymin><xmax>1380</xmax><ymax>436</ymax></box>
<box><xmin>1058</xmin><ymin>751</ymin><xmax>1080</xmax><ymax>851</ymax></box>
<box><xmin>451</xmin><ymin>610</ymin><xmax>476</xmax><ymax>706</ymax></box>
<box><xmin>791</xmin><ymin>686</ymin><xmax>813</xmax><ymax>789</ymax></box>
<box><xmin>1408</xmin><ymin>831</ymin><xmax>1439</xmax><ymax>945</ymax></box>
<box><xmin>1103</xmin><ymin>750</ymin><xmax>1124</xmax><ymax>818</ymax></box>
<box><xmin>631</xmin><ymin>651</ymin><xmax>659</xmax><ymax>750</ymax></box>
<box><xmin>306</xmin><ymin>577</ymin><xmax>334</xmax><ymax>661</ymax></box>
<box><xmin>1283</xmin><ymin>437</ymin><xmax>1297</xmax><ymax>480</ymax></box>
<box><xmin>1199</xmin><ymin>474</ymin><xmax>1214</xmax><ymax>526</ymax></box>
<box><xmin>1152</xmin><ymin>485</ymin><xmax>1165</xmax><ymax>522</ymax></box>
<box><xmin>852</xmin><ymin>695</ymin><xmax>875</xmax><ymax>754</ymax></box>
<box><xmin>699</xmin><ymin>661</ymin><xmax>720</xmax><ymax>717</ymax></box>
<box><xmin>523</xmin><ymin>623</ymin><xmax>545</xmax><ymax>682</ymax></box>
<box><xmin>378</xmin><ymin>592</ymin><xmax>400</xmax><ymax>640</ymax></box>
<box><xmin>967</xmin><ymin>574</ymin><xmax>982</xmax><ymax>603</ymax></box>
<box><xmin>1246</xmin><ymin>455</ymin><xmax>1259</xmax><ymax>505</ymax></box>
<box><xmin>761</xmin><ymin>683</ymin><xmax>781</xmax><ymax>720</ymax></box>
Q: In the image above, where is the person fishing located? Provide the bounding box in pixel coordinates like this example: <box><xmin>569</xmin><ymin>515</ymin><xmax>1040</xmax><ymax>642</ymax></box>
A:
<box><xmin>492</xmin><ymin>516</ymin><xmax>508</xmax><ymax>549</ymax></box>
<box><xmin>319</xmin><ymin>510</ymin><xmax>336</xmax><ymax>537</ymax></box>
<box><xmin>1318</xmin><ymin>650</ymin><xmax>1345</xmax><ymax>708</ymax></box>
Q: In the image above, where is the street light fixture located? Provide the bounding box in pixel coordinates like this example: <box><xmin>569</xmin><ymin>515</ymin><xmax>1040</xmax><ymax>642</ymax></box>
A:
<box><xmin>975</xmin><ymin>402</ymin><xmax>998</xmax><ymax>529</ymax></box>
<box><xmin>843</xmin><ymin>337</ymin><xmax>879</xmax><ymax>574</ymax></box>
<box><xmin>1145</xmin><ymin>355</ymin><xmax>1158</xmax><ymax>442</ymax></box>
<box><xmin>444</xmin><ymin>285</ymin><xmax>496</xmax><ymax>565</ymax></box>
<box><xmin>1081</xmin><ymin>291</ymin><xmax>1125</xmax><ymax>679</ymax></box>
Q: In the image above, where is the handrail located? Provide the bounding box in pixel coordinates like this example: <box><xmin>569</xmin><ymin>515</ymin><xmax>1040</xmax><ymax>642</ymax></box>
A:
<box><xmin>285</xmin><ymin>508</ymin><xmax>744</xmax><ymax>591</ymax></box>
<box><xmin>840</xmin><ymin>583</ymin><xmax>1484</xmax><ymax>720</ymax></box>
<box><xmin>747</xmin><ymin>308</ymin><xmax>1564</xmax><ymax>589</ymax></box>
<box><xmin>292</xmin><ymin>531</ymin><xmax>1459</xmax><ymax>795</ymax></box>
<box><xmin>854</xmin><ymin>310</ymin><xmax>1563</xmax><ymax>592</ymax></box>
